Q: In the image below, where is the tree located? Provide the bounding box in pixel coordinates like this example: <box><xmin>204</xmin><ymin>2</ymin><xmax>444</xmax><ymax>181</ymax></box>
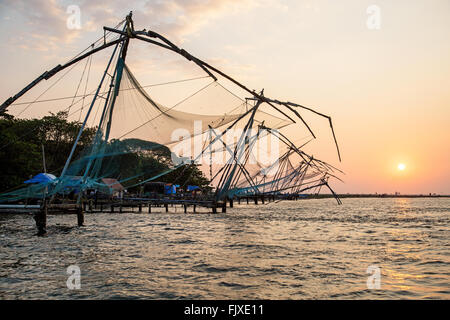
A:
<box><xmin>0</xmin><ymin>112</ymin><xmax>96</xmax><ymax>192</ymax></box>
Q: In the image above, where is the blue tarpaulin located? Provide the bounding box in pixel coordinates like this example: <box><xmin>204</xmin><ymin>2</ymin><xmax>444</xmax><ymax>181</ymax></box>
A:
<box><xmin>164</xmin><ymin>184</ymin><xmax>177</xmax><ymax>195</ymax></box>
<box><xmin>187</xmin><ymin>185</ymin><xmax>200</xmax><ymax>192</ymax></box>
<box><xmin>24</xmin><ymin>173</ymin><xmax>57</xmax><ymax>184</ymax></box>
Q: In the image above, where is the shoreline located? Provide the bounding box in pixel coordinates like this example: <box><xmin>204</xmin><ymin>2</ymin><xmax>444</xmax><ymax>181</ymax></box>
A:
<box><xmin>303</xmin><ymin>194</ymin><xmax>450</xmax><ymax>199</ymax></box>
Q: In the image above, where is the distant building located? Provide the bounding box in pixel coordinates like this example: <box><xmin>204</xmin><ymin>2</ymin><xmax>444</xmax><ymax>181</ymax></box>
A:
<box><xmin>100</xmin><ymin>178</ymin><xmax>124</xmax><ymax>197</ymax></box>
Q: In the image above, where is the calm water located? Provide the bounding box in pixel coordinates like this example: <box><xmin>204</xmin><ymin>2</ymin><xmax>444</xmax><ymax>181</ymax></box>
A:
<box><xmin>0</xmin><ymin>198</ymin><xmax>449</xmax><ymax>299</ymax></box>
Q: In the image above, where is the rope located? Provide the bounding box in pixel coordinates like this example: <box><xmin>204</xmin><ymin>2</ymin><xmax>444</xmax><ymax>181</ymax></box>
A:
<box><xmin>116</xmin><ymin>80</ymin><xmax>216</xmax><ymax>140</ymax></box>
<box><xmin>15</xmin><ymin>62</ymin><xmax>80</xmax><ymax>117</ymax></box>
<box><xmin>68</xmin><ymin>54</ymin><xmax>90</xmax><ymax>115</ymax></box>
<box><xmin>9</xmin><ymin>76</ymin><xmax>211</xmax><ymax>106</ymax></box>
<box><xmin>78</xmin><ymin>54</ymin><xmax>93</xmax><ymax>121</ymax></box>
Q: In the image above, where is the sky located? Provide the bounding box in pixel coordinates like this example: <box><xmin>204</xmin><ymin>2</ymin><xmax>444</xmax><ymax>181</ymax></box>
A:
<box><xmin>0</xmin><ymin>0</ymin><xmax>449</xmax><ymax>194</ymax></box>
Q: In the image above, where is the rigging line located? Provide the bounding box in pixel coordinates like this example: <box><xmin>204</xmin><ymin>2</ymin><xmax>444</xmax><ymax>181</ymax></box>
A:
<box><xmin>83</xmin><ymin>46</ymin><xmax>120</xmax><ymax>125</ymax></box>
<box><xmin>180</xmin><ymin>163</ymin><xmax>198</xmax><ymax>188</ymax></box>
<box><xmin>233</xmin><ymin>149</ymin><xmax>260</xmax><ymax>193</ymax></box>
<box><xmin>129</xmin><ymin>80</ymin><xmax>149</xmax><ymax>128</ymax></box>
<box><xmin>9</xmin><ymin>76</ymin><xmax>211</xmax><ymax>106</ymax></box>
<box><xmin>56</xmin><ymin>54</ymin><xmax>92</xmax><ymax>160</ymax></box>
<box><xmin>116</xmin><ymin>80</ymin><xmax>216</xmax><ymax>140</ymax></box>
<box><xmin>127</xmin><ymin>73</ymin><xmax>156</xmax><ymax>123</ymax></box>
<box><xmin>67</xmin><ymin>96</ymin><xmax>96</xmax><ymax>119</ymax></box>
<box><xmin>69</xmin><ymin>54</ymin><xmax>90</xmax><ymax>116</ymax></box>
<box><xmin>15</xmin><ymin>61</ymin><xmax>81</xmax><ymax>117</ymax></box>
<box><xmin>79</xmin><ymin>53</ymin><xmax>93</xmax><ymax>121</ymax></box>
<box><xmin>200</xmin><ymin>106</ymin><xmax>261</xmax><ymax>184</ymax></box>
<box><xmin>90</xmin><ymin>91</ymin><xmax>104</xmax><ymax>129</ymax></box>
<box><xmin>215</xmin><ymin>82</ymin><xmax>245</xmax><ymax>103</ymax></box>
<box><xmin>67</xmin><ymin>19</ymin><xmax>126</xmax><ymax>63</ymax></box>
<box><xmin>286</xmin><ymin>163</ymin><xmax>305</xmax><ymax>191</ymax></box>
<box><xmin>0</xmin><ymin>50</ymin><xmax>115</xmax><ymax>157</ymax></box>
<box><xmin>216</xmin><ymin>104</ymin><xmax>259</xmax><ymax>196</ymax></box>
<box><xmin>279</xmin><ymin>100</ymin><xmax>341</xmax><ymax>162</ymax></box>
<box><xmin>217</xmin><ymin>131</ymin><xmax>258</xmax><ymax>192</ymax></box>
<box><xmin>159</xmin><ymin>102</ymin><xmax>248</xmax><ymax>149</ymax></box>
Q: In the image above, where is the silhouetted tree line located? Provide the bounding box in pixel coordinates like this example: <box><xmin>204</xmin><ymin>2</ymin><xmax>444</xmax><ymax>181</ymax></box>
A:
<box><xmin>0</xmin><ymin>111</ymin><xmax>96</xmax><ymax>192</ymax></box>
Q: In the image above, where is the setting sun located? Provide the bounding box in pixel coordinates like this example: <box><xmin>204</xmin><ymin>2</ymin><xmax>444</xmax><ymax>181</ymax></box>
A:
<box><xmin>398</xmin><ymin>163</ymin><xmax>406</xmax><ymax>171</ymax></box>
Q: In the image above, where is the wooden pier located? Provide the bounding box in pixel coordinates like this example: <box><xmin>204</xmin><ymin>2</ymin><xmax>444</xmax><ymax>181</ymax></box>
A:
<box><xmin>0</xmin><ymin>193</ymin><xmax>298</xmax><ymax>235</ymax></box>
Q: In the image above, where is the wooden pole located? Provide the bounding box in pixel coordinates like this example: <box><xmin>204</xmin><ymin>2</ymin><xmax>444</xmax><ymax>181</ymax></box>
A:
<box><xmin>77</xmin><ymin>206</ymin><xmax>84</xmax><ymax>226</ymax></box>
<box><xmin>34</xmin><ymin>200</ymin><xmax>47</xmax><ymax>236</ymax></box>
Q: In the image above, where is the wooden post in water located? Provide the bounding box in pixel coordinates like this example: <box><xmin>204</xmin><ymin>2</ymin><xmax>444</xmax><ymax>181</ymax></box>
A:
<box><xmin>184</xmin><ymin>204</ymin><xmax>187</xmax><ymax>213</ymax></box>
<box><xmin>261</xmin><ymin>195</ymin><xmax>265</xmax><ymax>204</ymax></box>
<box><xmin>221</xmin><ymin>202</ymin><xmax>226</xmax><ymax>213</ymax></box>
<box><xmin>246</xmin><ymin>197</ymin><xmax>249</xmax><ymax>204</ymax></box>
<box><xmin>229</xmin><ymin>198</ymin><xmax>234</xmax><ymax>208</ymax></box>
<box><xmin>148</xmin><ymin>203</ymin><xmax>151</xmax><ymax>213</ymax></box>
<box><xmin>193</xmin><ymin>205</ymin><xmax>196</xmax><ymax>213</ymax></box>
<box><xmin>138</xmin><ymin>203</ymin><xmax>142</xmax><ymax>213</ymax></box>
<box><xmin>77</xmin><ymin>205</ymin><xmax>84</xmax><ymax>226</ymax></box>
<box><xmin>34</xmin><ymin>200</ymin><xmax>47</xmax><ymax>236</ymax></box>
<box><xmin>165</xmin><ymin>203</ymin><xmax>169</xmax><ymax>212</ymax></box>
<box><xmin>254</xmin><ymin>196</ymin><xmax>258</xmax><ymax>205</ymax></box>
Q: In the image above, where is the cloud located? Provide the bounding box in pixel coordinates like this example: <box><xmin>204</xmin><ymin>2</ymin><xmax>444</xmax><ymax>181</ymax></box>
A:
<box><xmin>1</xmin><ymin>0</ymin><xmax>81</xmax><ymax>52</ymax></box>
<box><xmin>1</xmin><ymin>0</ymin><xmax>268</xmax><ymax>81</ymax></box>
<box><xmin>1</xmin><ymin>0</ymin><xmax>263</xmax><ymax>52</ymax></box>
<box><xmin>74</xmin><ymin>0</ymin><xmax>261</xmax><ymax>42</ymax></box>
<box><xmin>137</xmin><ymin>0</ymin><xmax>259</xmax><ymax>42</ymax></box>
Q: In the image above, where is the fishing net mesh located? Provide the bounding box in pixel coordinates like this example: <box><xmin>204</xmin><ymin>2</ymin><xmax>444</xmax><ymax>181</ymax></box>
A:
<box><xmin>0</xmin><ymin>43</ymin><xmax>338</xmax><ymax>203</ymax></box>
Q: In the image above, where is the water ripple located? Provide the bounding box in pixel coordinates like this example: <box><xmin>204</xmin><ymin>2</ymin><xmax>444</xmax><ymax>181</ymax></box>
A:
<box><xmin>0</xmin><ymin>197</ymin><xmax>449</xmax><ymax>299</ymax></box>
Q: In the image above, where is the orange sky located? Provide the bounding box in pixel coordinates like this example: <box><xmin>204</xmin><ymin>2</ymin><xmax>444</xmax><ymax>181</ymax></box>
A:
<box><xmin>0</xmin><ymin>0</ymin><xmax>449</xmax><ymax>194</ymax></box>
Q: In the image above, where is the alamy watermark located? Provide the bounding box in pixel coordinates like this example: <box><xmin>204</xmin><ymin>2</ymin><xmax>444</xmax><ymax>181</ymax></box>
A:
<box><xmin>366</xmin><ymin>265</ymin><xmax>381</xmax><ymax>289</ymax></box>
<box><xmin>366</xmin><ymin>5</ymin><xmax>381</xmax><ymax>30</ymax></box>
<box><xmin>66</xmin><ymin>5</ymin><xmax>81</xmax><ymax>30</ymax></box>
<box><xmin>66</xmin><ymin>265</ymin><xmax>81</xmax><ymax>290</ymax></box>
